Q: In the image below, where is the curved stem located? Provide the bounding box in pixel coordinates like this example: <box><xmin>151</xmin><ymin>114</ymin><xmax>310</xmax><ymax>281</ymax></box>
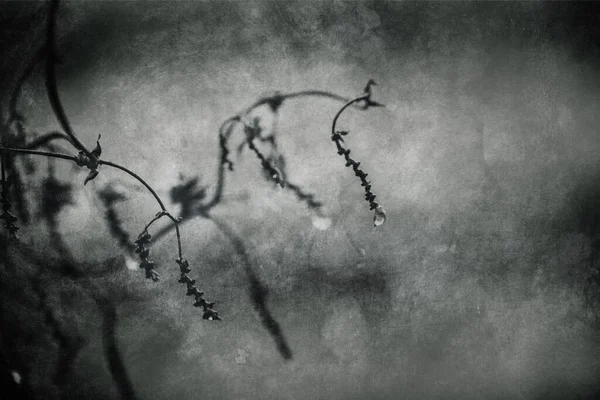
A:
<box><xmin>140</xmin><ymin>212</ymin><xmax>167</xmax><ymax>234</ymax></box>
<box><xmin>0</xmin><ymin>147</ymin><xmax>167</xmax><ymax>213</ymax></box>
<box><xmin>331</xmin><ymin>95</ymin><xmax>368</xmax><ymax>136</ymax></box>
<box><xmin>242</xmin><ymin>90</ymin><xmax>353</xmax><ymax>115</ymax></box>
<box><xmin>0</xmin><ymin>145</ymin><xmax>183</xmax><ymax>258</ymax></box>
<box><xmin>98</xmin><ymin>160</ymin><xmax>184</xmax><ymax>260</ymax></box>
<box><xmin>123</xmin><ymin>89</ymin><xmax>362</xmax><ymax>243</ymax></box>
<box><xmin>173</xmin><ymin>224</ymin><xmax>182</xmax><ymax>260</ymax></box>
<box><xmin>45</xmin><ymin>0</ymin><xmax>93</xmax><ymax>158</ymax></box>
<box><xmin>99</xmin><ymin>160</ymin><xmax>166</xmax><ymax>211</ymax></box>
<box><xmin>281</xmin><ymin>90</ymin><xmax>353</xmax><ymax>104</ymax></box>
<box><xmin>0</xmin><ymin>146</ymin><xmax>77</xmax><ymax>163</ymax></box>
<box><xmin>200</xmin><ymin>90</ymin><xmax>352</xmax><ymax>213</ymax></box>
<box><xmin>138</xmin><ymin>211</ymin><xmax>182</xmax><ymax>259</ymax></box>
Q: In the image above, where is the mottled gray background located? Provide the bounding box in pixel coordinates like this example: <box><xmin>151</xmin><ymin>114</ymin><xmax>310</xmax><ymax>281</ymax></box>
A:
<box><xmin>2</xmin><ymin>1</ymin><xmax>600</xmax><ymax>399</ymax></box>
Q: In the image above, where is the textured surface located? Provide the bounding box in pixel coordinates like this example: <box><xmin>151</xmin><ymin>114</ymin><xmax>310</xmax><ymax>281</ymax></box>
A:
<box><xmin>2</xmin><ymin>1</ymin><xmax>600</xmax><ymax>399</ymax></box>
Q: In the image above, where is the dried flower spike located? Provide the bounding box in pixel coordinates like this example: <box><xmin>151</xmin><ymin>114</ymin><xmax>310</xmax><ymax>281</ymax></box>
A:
<box><xmin>134</xmin><ymin>231</ymin><xmax>160</xmax><ymax>281</ymax></box>
<box><xmin>330</xmin><ymin>80</ymin><xmax>386</xmax><ymax>226</ymax></box>
<box><xmin>177</xmin><ymin>257</ymin><xmax>220</xmax><ymax>321</ymax></box>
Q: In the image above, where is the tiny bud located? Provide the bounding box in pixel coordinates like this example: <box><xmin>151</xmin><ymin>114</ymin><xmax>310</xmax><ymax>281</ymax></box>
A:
<box><xmin>193</xmin><ymin>299</ymin><xmax>205</xmax><ymax>308</ymax></box>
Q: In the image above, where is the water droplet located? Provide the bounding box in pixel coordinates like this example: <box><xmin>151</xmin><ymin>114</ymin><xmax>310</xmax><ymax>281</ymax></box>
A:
<box><xmin>312</xmin><ymin>215</ymin><xmax>332</xmax><ymax>231</ymax></box>
<box><xmin>373</xmin><ymin>205</ymin><xmax>386</xmax><ymax>227</ymax></box>
<box><xmin>11</xmin><ymin>371</ymin><xmax>21</xmax><ymax>385</ymax></box>
<box><xmin>125</xmin><ymin>255</ymin><xmax>138</xmax><ymax>271</ymax></box>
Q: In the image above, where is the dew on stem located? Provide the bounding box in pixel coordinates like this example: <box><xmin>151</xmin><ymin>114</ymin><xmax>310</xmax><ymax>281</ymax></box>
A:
<box><xmin>373</xmin><ymin>205</ymin><xmax>386</xmax><ymax>227</ymax></box>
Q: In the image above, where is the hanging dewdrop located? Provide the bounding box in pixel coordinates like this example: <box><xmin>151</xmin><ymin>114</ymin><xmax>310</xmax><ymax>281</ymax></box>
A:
<box><xmin>373</xmin><ymin>205</ymin><xmax>386</xmax><ymax>227</ymax></box>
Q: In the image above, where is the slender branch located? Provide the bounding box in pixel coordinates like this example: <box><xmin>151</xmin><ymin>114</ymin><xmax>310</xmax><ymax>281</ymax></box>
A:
<box><xmin>242</xmin><ymin>90</ymin><xmax>354</xmax><ymax>115</ymax></box>
<box><xmin>45</xmin><ymin>0</ymin><xmax>93</xmax><ymax>158</ymax></box>
<box><xmin>331</xmin><ymin>81</ymin><xmax>384</xmax><ymax>136</ymax></box>
<box><xmin>173</xmin><ymin>223</ymin><xmax>182</xmax><ymax>260</ymax></box>
<box><xmin>0</xmin><ymin>145</ymin><xmax>186</xmax><ymax>268</ymax></box>
<box><xmin>154</xmin><ymin>89</ymin><xmax>355</xmax><ymax>238</ymax></box>
<box><xmin>140</xmin><ymin>212</ymin><xmax>168</xmax><ymax>235</ymax></box>
<box><xmin>0</xmin><ymin>146</ymin><xmax>77</xmax><ymax>163</ymax></box>
<box><xmin>199</xmin><ymin>89</ymin><xmax>354</xmax><ymax>214</ymax></box>
<box><xmin>282</xmin><ymin>90</ymin><xmax>353</xmax><ymax>103</ymax></box>
<box><xmin>331</xmin><ymin>96</ymin><xmax>368</xmax><ymax>137</ymax></box>
<box><xmin>0</xmin><ymin>147</ymin><xmax>172</xmax><ymax>217</ymax></box>
<box><xmin>136</xmin><ymin>211</ymin><xmax>183</xmax><ymax>262</ymax></box>
<box><xmin>98</xmin><ymin>160</ymin><xmax>166</xmax><ymax>211</ymax></box>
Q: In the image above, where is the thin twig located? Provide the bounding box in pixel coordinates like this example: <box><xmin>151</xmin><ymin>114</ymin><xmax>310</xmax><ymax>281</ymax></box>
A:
<box><xmin>0</xmin><ymin>144</ymin><xmax>186</xmax><ymax>269</ymax></box>
<box><xmin>99</xmin><ymin>160</ymin><xmax>166</xmax><ymax>211</ymax></box>
<box><xmin>0</xmin><ymin>146</ymin><xmax>77</xmax><ymax>163</ymax></box>
<box><xmin>331</xmin><ymin>96</ymin><xmax>368</xmax><ymax>137</ymax></box>
<box><xmin>45</xmin><ymin>0</ymin><xmax>93</xmax><ymax>158</ymax></box>
<box><xmin>200</xmin><ymin>89</ymin><xmax>353</xmax><ymax>214</ymax></box>
<box><xmin>242</xmin><ymin>90</ymin><xmax>354</xmax><ymax>115</ymax></box>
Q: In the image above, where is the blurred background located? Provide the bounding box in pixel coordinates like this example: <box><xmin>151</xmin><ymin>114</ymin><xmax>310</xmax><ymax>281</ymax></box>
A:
<box><xmin>2</xmin><ymin>1</ymin><xmax>600</xmax><ymax>399</ymax></box>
